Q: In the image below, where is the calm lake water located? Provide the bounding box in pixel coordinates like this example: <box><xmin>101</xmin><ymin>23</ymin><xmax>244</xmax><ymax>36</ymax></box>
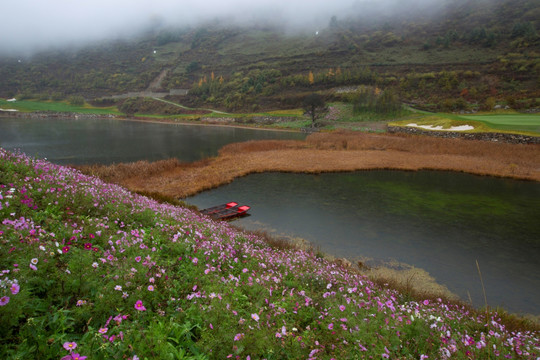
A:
<box><xmin>0</xmin><ymin>116</ymin><xmax>305</xmax><ymax>165</ymax></box>
<box><xmin>186</xmin><ymin>171</ymin><xmax>540</xmax><ymax>316</ymax></box>
<box><xmin>2</xmin><ymin>116</ymin><xmax>539</xmax><ymax>316</ymax></box>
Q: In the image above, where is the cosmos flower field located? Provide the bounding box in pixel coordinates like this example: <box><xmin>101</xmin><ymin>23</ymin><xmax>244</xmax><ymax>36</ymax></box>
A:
<box><xmin>0</xmin><ymin>148</ymin><xmax>538</xmax><ymax>359</ymax></box>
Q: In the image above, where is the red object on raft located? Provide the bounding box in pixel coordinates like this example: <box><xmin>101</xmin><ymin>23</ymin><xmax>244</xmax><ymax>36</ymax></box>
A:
<box><xmin>200</xmin><ymin>202</ymin><xmax>238</xmax><ymax>215</ymax></box>
<box><xmin>200</xmin><ymin>202</ymin><xmax>250</xmax><ymax>220</ymax></box>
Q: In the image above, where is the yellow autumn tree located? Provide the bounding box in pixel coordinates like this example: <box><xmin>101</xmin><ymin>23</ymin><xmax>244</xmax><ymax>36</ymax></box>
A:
<box><xmin>198</xmin><ymin>78</ymin><xmax>203</xmax><ymax>87</ymax></box>
<box><xmin>308</xmin><ymin>71</ymin><xmax>314</xmax><ymax>85</ymax></box>
<box><xmin>211</xmin><ymin>72</ymin><xmax>215</xmax><ymax>81</ymax></box>
<box><xmin>219</xmin><ymin>76</ymin><xmax>224</xmax><ymax>84</ymax></box>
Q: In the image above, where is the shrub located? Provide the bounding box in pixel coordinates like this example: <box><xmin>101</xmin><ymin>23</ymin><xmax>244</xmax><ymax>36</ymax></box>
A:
<box><xmin>68</xmin><ymin>95</ymin><xmax>85</xmax><ymax>106</ymax></box>
<box><xmin>483</xmin><ymin>97</ymin><xmax>497</xmax><ymax>111</ymax></box>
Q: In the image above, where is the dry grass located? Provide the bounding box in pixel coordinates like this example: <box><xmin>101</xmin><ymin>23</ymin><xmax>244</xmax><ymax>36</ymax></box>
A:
<box><xmin>77</xmin><ymin>131</ymin><xmax>540</xmax><ymax>199</ymax></box>
<box><xmin>218</xmin><ymin>139</ymin><xmax>307</xmax><ymax>155</ymax></box>
<box><xmin>365</xmin><ymin>262</ymin><xmax>461</xmax><ymax>302</ymax></box>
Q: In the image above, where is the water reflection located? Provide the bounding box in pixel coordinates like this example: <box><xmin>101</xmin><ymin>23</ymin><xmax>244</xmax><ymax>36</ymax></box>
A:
<box><xmin>186</xmin><ymin>171</ymin><xmax>540</xmax><ymax>316</ymax></box>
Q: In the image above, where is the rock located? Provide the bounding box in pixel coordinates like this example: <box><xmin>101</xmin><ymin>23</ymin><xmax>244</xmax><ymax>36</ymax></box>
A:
<box><xmin>387</xmin><ymin>126</ymin><xmax>540</xmax><ymax>144</ymax></box>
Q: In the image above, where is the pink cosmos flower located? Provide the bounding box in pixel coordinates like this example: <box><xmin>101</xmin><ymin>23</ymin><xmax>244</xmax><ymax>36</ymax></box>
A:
<box><xmin>62</xmin><ymin>246</ymin><xmax>70</xmax><ymax>253</ymax></box>
<box><xmin>147</xmin><ymin>285</ymin><xmax>154</xmax><ymax>292</ymax></box>
<box><xmin>233</xmin><ymin>333</ymin><xmax>244</xmax><ymax>341</ymax></box>
<box><xmin>0</xmin><ymin>296</ymin><xmax>10</xmax><ymax>306</ymax></box>
<box><xmin>71</xmin><ymin>354</ymin><xmax>87</xmax><ymax>360</ymax></box>
<box><xmin>10</xmin><ymin>283</ymin><xmax>20</xmax><ymax>295</ymax></box>
<box><xmin>134</xmin><ymin>300</ymin><xmax>146</xmax><ymax>311</ymax></box>
<box><xmin>339</xmin><ymin>305</ymin><xmax>346</xmax><ymax>312</ymax></box>
<box><xmin>135</xmin><ymin>256</ymin><xmax>141</xmax><ymax>262</ymax></box>
<box><xmin>84</xmin><ymin>243</ymin><xmax>92</xmax><ymax>250</ymax></box>
<box><xmin>98</xmin><ymin>327</ymin><xmax>108</xmax><ymax>334</ymax></box>
<box><xmin>29</xmin><ymin>264</ymin><xmax>37</xmax><ymax>271</ymax></box>
<box><xmin>328</xmin><ymin>323</ymin><xmax>334</xmax><ymax>330</ymax></box>
<box><xmin>251</xmin><ymin>313</ymin><xmax>259</xmax><ymax>322</ymax></box>
<box><xmin>63</xmin><ymin>341</ymin><xmax>77</xmax><ymax>351</ymax></box>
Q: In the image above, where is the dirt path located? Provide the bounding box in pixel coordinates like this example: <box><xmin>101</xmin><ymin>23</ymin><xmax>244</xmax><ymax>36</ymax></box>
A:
<box><xmin>147</xmin><ymin>68</ymin><xmax>169</xmax><ymax>91</ymax></box>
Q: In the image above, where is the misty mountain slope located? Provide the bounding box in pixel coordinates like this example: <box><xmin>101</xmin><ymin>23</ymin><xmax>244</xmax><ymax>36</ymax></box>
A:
<box><xmin>0</xmin><ymin>0</ymin><xmax>538</xmax><ymax>112</ymax></box>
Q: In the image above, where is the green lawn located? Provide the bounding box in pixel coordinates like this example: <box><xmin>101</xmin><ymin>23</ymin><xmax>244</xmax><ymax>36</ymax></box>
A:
<box><xmin>0</xmin><ymin>99</ymin><xmax>120</xmax><ymax>115</ymax></box>
<box><xmin>458</xmin><ymin>114</ymin><xmax>540</xmax><ymax>134</ymax></box>
<box><xmin>391</xmin><ymin>112</ymin><xmax>540</xmax><ymax>136</ymax></box>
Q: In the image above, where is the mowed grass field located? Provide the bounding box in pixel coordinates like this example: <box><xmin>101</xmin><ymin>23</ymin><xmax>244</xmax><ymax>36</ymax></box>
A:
<box><xmin>391</xmin><ymin>112</ymin><xmax>540</xmax><ymax>136</ymax></box>
<box><xmin>458</xmin><ymin>114</ymin><xmax>540</xmax><ymax>134</ymax></box>
<box><xmin>0</xmin><ymin>99</ymin><xmax>120</xmax><ymax>115</ymax></box>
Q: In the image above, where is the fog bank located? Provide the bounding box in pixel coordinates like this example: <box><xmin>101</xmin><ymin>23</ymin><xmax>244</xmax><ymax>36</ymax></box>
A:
<box><xmin>1</xmin><ymin>0</ymin><xmax>450</xmax><ymax>55</ymax></box>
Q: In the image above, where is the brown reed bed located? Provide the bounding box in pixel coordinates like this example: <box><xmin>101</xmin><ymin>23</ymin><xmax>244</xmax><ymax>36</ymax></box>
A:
<box><xmin>76</xmin><ymin>131</ymin><xmax>540</xmax><ymax>199</ymax></box>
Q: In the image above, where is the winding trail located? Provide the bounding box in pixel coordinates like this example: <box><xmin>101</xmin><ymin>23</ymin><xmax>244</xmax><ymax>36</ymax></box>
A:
<box><xmin>152</xmin><ymin>97</ymin><xmax>230</xmax><ymax>115</ymax></box>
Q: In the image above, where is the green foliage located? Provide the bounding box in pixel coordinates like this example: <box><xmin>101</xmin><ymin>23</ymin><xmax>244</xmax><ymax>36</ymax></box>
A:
<box><xmin>191</xmin><ymin>29</ymin><xmax>209</xmax><ymax>49</ymax></box>
<box><xmin>186</xmin><ymin>62</ymin><xmax>201</xmax><ymax>74</ymax></box>
<box><xmin>303</xmin><ymin>93</ymin><xmax>326</xmax><ymax>125</ymax></box>
<box><xmin>511</xmin><ymin>21</ymin><xmax>537</xmax><ymax>40</ymax></box>
<box><xmin>68</xmin><ymin>95</ymin><xmax>85</xmax><ymax>106</ymax></box>
<box><xmin>466</xmin><ymin>27</ymin><xmax>498</xmax><ymax>47</ymax></box>
<box><xmin>351</xmin><ymin>89</ymin><xmax>403</xmax><ymax>117</ymax></box>
<box><xmin>483</xmin><ymin>97</ymin><xmax>497</xmax><ymax>111</ymax></box>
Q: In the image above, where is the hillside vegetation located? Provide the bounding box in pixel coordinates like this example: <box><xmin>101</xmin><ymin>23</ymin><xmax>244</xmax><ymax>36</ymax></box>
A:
<box><xmin>0</xmin><ymin>0</ymin><xmax>538</xmax><ymax>114</ymax></box>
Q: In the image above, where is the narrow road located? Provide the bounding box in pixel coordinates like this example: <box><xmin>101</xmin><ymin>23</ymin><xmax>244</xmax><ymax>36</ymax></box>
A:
<box><xmin>152</xmin><ymin>97</ymin><xmax>231</xmax><ymax>115</ymax></box>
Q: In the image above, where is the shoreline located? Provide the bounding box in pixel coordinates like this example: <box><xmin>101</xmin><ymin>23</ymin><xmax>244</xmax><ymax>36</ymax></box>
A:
<box><xmin>78</xmin><ymin>131</ymin><xmax>540</xmax><ymax>199</ymax></box>
<box><xmin>2</xmin><ymin>110</ymin><xmax>305</xmax><ymax>133</ymax></box>
<box><xmin>76</xmin><ymin>135</ymin><xmax>540</xmax><ymax>319</ymax></box>
<box><xmin>6</xmin><ymin>111</ymin><xmax>540</xmax><ymax>194</ymax></box>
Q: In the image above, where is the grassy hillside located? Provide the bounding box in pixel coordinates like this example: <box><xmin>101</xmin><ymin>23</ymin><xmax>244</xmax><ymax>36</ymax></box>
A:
<box><xmin>1</xmin><ymin>148</ymin><xmax>539</xmax><ymax>359</ymax></box>
<box><xmin>0</xmin><ymin>0</ymin><xmax>538</xmax><ymax>113</ymax></box>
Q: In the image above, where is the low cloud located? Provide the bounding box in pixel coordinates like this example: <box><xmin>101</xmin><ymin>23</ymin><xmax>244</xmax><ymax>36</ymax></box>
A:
<box><xmin>1</xmin><ymin>0</ymin><xmax>447</xmax><ymax>55</ymax></box>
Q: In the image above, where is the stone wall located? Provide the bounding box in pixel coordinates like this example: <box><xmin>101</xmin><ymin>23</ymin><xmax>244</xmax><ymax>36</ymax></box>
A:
<box><xmin>4</xmin><ymin>111</ymin><xmax>118</xmax><ymax>120</ymax></box>
<box><xmin>200</xmin><ymin>116</ymin><xmax>298</xmax><ymax>125</ymax></box>
<box><xmin>387</xmin><ymin>126</ymin><xmax>540</xmax><ymax>145</ymax></box>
